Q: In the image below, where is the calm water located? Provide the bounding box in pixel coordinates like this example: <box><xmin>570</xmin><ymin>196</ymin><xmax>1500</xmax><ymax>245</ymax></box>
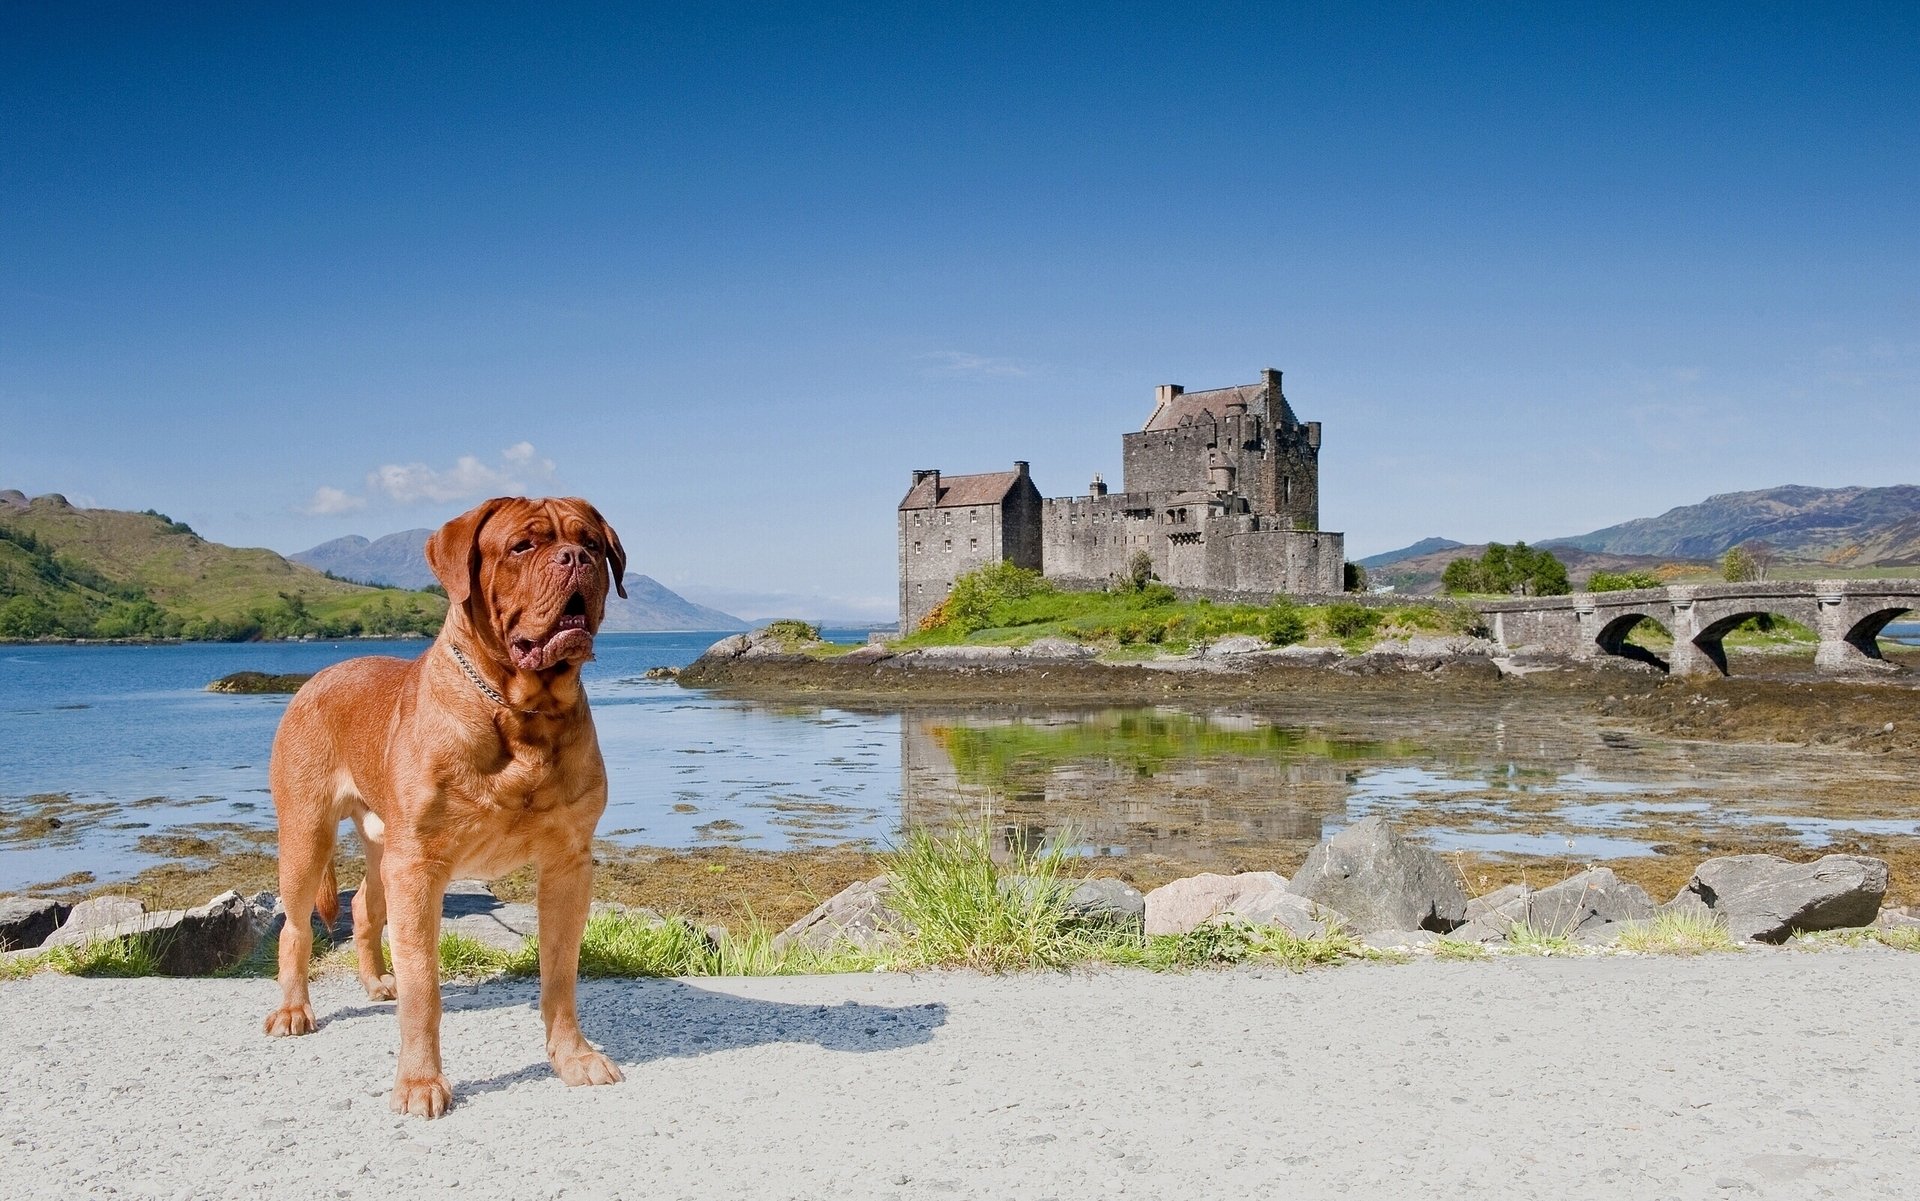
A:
<box><xmin>1</xmin><ymin>630</ymin><xmax>1917</xmax><ymax>890</ymax></box>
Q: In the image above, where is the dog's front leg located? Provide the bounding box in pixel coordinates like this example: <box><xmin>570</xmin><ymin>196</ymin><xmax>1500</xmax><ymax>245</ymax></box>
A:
<box><xmin>385</xmin><ymin>856</ymin><xmax>454</xmax><ymax>1118</ymax></box>
<box><xmin>537</xmin><ymin>843</ymin><xmax>623</xmax><ymax>1086</ymax></box>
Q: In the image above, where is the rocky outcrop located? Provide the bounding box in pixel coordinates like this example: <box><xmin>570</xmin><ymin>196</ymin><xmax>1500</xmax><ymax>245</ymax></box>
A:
<box><xmin>440</xmin><ymin>879</ymin><xmax>540</xmax><ymax>951</ymax></box>
<box><xmin>0</xmin><ymin>897</ymin><xmax>70</xmax><ymax>951</ymax></box>
<box><xmin>1286</xmin><ymin>817</ymin><xmax>1467</xmax><ymax>933</ymax></box>
<box><xmin>1450</xmin><ymin>869</ymin><xmax>1654</xmax><ymax>943</ymax></box>
<box><xmin>1059</xmin><ymin>878</ymin><xmax>1145</xmax><ymax>932</ymax></box>
<box><xmin>774</xmin><ymin>876</ymin><xmax>911</xmax><ymax>952</ymax></box>
<box><xmin>55</xmin><ymin>895</ymin><xmax>146</xmax><ymax>935</ymax></box>
<box><xmin>1144</xmin><ymin>872</ymin><xmax>1289</xmax><ymax>936</ymax></box>
<box><xmin>1221</xmin><ymin>889</ymin><xmax>1347</xmax><ymax>939</ymax></box>
<box><xmin>41</xmin><ymin>891</ymin><xmax>270</xmax><ymax>975</ymax></box>
<box><xmin>1672</xmin><ymin>854</ymin><xmax>1888</xmax><ymax>943</ymax></box>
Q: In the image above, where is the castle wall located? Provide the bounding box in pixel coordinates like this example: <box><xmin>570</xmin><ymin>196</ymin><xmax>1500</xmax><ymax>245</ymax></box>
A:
<box><xmin>898</xmin><ymin>503</ymin><xmax>1004</xmax><ymax>629</ymax></box>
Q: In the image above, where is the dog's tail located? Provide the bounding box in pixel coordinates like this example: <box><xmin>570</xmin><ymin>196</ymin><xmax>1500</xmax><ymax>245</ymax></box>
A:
<box><xmin>315</xmin><ymin>859</ymin><xmax>340</xmax><ymax>930</ymax></box>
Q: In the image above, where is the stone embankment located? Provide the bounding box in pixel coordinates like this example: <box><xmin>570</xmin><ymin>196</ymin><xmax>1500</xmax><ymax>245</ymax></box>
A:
<box><xmin>778</xmin><ymin>816</ymin><xmax>1903</xmax><ymax>954</ymax></box>
<box><xmin>3</xmin><ymin>818</ymin><xmax>1904</xmax><ymax>973</ymax></box>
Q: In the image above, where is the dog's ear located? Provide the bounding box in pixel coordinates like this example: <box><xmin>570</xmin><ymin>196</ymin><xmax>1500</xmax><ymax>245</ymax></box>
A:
<box><xmin>571</xmin><ymin>499</ymin><xmax>628</xmax><ymax>599</ymax></box>
<box><xmin>425</xmin><ymin>498</ymin><xmax>511</xmax><ymax>607</ymax></box>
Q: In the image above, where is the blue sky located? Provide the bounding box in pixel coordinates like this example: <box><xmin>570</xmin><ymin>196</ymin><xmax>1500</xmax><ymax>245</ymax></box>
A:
<box><xmin>3</xmin><ymin>3</ymin><xmax>1916</xmax><ymax>621</ymax></box>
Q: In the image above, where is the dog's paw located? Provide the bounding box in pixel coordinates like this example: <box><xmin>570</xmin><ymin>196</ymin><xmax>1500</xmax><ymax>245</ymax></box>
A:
<box><xmin>390</xmin><ymin>1074</ymin><xmax>454</xmax><ymax>1119</ymax></box>
<box><xmin>361</xmin><ymin>973</ymin><xmax>397</xmax><ymax>1002</ymax></box>
<box><xmin>262</xmin><ymin>1004</ymin><xmax>317</xmax><ymax>1037</ymax></box>
<box><xmin>551</xmin><ymin>1046</ymin><xmax>624</xmax><ymax>1087</ymax></box>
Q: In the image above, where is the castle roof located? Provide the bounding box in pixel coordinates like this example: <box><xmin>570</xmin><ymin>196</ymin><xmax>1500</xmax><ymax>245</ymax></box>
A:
<box><xmin>1142</xmin><ymin>382</ymin><xmax>1300</xmax><ymax>432</ymax></box>
<box><xmin>898</xmin><ymin>469</ymin><xmax>1023</xmax><ymax>510</ymax></box>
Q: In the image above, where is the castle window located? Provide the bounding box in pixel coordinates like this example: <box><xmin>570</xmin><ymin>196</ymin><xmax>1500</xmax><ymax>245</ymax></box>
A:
<box><xmin>970</xmin><ymin>510</ymin><xmax>978</xmax><ymax>522</ymax></box>
<box><xmin>943</xmin><ymin>539</ymin><xmax>951</xmax><ymax>553</ymax></box>
<box><xmin>969</xmin><ymin>537</ymin><xmax>978</xmax><ymax>550</ymax></box>
<box><xmin>913</xmin><ymin>541</ymin><xmax>922</xmax><ymax>555</ymax></box>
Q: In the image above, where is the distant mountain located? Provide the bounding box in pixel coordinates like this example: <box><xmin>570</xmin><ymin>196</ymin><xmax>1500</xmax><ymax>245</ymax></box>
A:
<box><xmin>1547</xmin><ymin>485</ymin><xmax>1920</xmax><ymax>565</ymax></box>
<box><xmin>293</xmin><ymin>527</ymin><xmax>744</xmax><ymax>631</ymax></box>
<box><xmin>601</xmin><ymin>574</ymin><xmax>748</xmax><ymax>632</ymax></box>
<box><xmin>292</xmin><ymin>529</ymin><xmax>435</xmax><ymax>589</ymax></box>
<box><xmin>0</xmin><ymin>490</ymin><xmax>443</xmax><ymax>640</ymax></box>
<box><xmin>1356</xmin><ymin>537</ymin><xmax>1465</xmax><ymax>570</ymax></box>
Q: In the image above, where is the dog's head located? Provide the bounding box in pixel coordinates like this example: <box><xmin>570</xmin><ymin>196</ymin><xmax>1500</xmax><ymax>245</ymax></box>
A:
<box><xmin>425</xmin><ymin>497</ymin><xmax>628</xmax><ymax>673</ymax></box>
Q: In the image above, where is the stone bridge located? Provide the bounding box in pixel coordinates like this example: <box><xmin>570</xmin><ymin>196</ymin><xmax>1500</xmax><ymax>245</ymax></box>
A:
<box><xmin>1479</xmin><ymin>580</ymin><xmax>1920</xmax><ymax>677</ymax></box>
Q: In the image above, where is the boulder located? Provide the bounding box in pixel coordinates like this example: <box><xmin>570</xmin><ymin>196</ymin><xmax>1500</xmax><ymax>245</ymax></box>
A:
<box><xmin>1203</xmin><ymin>635</ymin><xmax>1268</xmax><ymax>657</ymax></box>
<box><xmin>0</xmin><ymin>897</ymin><xmax>70</xmax><ymax>952</ymax></box>
<box><xmin>440</xmin><ymin>879</ymin><xmax>538</xmax><ymax>951</ymax></box>
<box><xmin>1144</xmin><ymin>872</ymin><xmax>1288</xmax><ymax>936</ymax></box>
<box><xmin>1286</xmin><ymin>818</ymin><xmax>1467</xmax><ymax>934</ymax></box>
<box><xmin>703</xmin><ymin>634</ymin><xmax>750</xmax><ymax>660</ymax></box>
<box><xmin>1675</xmin><ymin>854</ymin><xmax>1888</xmax><ymax>943</ymax></box>
<box><xmin>42</xmin><ymin>890</ymin><xmax>269</xmax><ymax>975</ymax></box>
<box><xmin>1464</xmin><ymin>883</ymin><xmax>1529</xmax><ymax>923</ymax></box>
<box><xmin>1451</xmin><ymin>869</ymin><xmax>1653</xmax><ymax>942</ymax></box>
<box><xmin>1061</xmin><ymin>878</ymin><xmax>1145</xmax><ymax>932</ymax></box>
<box><xmin>57</xmin><ymin>895</ymin><xmax>146</xmax><ymax>935</ymax></box>
<box><xmin>1019</xmin><ymin>637</ymin><xmax>1096</xmax><ymax>661</ymax></box>
<box><xmin>1223</xmin><ymin>890</ymin><xmax>1347</xmax><ymax>939</ymax></box>
<box><xmin>774</xmin><ymin>876</ymin><xmax>911</xmax><ymax>952</ymax></box>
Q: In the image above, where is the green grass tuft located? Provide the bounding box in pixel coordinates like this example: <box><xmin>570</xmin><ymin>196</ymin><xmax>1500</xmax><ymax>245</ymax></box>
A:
<box><xmin>885</xmin><ymin>825</ymin><xmax>1085</xmax><ymax>971</ymax></box>
<box><xmin>1875</xmin><ymin>925</ymin><xmax>1920</xmax><ymax>952</ymax></box>
<box><xmin>1504</xmin><ymin>921</ymin><xmax>1581</xmax><ymax>956</ymax></box>
<box><xmin>1432</xmin><ymin>936</ymin><xmax>1491</xmax><ymax>961</ymax></box>
<box><xmin>1615</xmin><ymin>910</ymin><xmax>1738</xmax><ymax>956</ymax></box>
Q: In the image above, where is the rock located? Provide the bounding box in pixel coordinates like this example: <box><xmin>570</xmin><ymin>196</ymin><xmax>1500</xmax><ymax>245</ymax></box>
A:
<box><xmin>1452</xmin><ymin>869</ymin><xmax>1653</xmax><ymax>942</ymax></box>
<box><xmin>1286</xmin><ymin>817</ymin><xmax>1467</xmax><ymax>934</ymax></box>
<box><xmin>1223</xmin><ymin>890</ymin><xmax>1347</xmax><ymax>938</ymax></box>
<box><xmin>1365</xmin><ymin>928</ymin><xmax>1437</xmax><ymax>949</ymax></box>
<box><xmin>1203</xmin><ymin>635</ymin><xmax>1268</xmax><ymax>657</ymax></box>
<box><xmin>1874</xmin><ymin>906</ymin><xmax>1920</xmax><ymax>930</ymax></box>
<box><xmin>57</xmin><ymin>895</ymin><xmax>146</xmax><ymax>935</ymax></box>
<box><xmin>774</xmin><ymin>876</ymin><xmax>911</xmax><ymax>952</ymax></box>
<box><xmin>1061</xmin><ymin>878</ymin><xmax>1145</xmax><ymax>932</ymax></box>
<box><xmin>1019</xmin><ymin>637</ymin><xmax>1096</xmax><ymax>661</ymax></box>
<box><xmin>835</xmin><ymin>644</ymin><xmax>894</xmax><ymax>664</ymax></box>
<box><xmin>440</xmin><ymin>880</ymin><xmax>538</xmax><ymax>951</ymax></box>
<box><xmin>0</xmin><ymin>897</ymin><xmax>70</xmax><ymax>951</ymax></box>
<box><xmin>1144</xmin><ymin>872</ymin><xmax>1288</xmax><ymax>936</ymax></box>
<box><xmin>704</xmin><ymin>633</ymin><xmax>751</xmax><ymax>660</ymax></box>
<box><xmin>1676</xmin><ymin>854</ymin><xmax>1888</xmax><ymax>943</ymax></box>
<box><xmin>1464</xmin><ymin>883</ymin><xmax>1529</xmax><ymax>923</ymax></box>
<box><xmin>42</xmin><ymin>890</ymin><xmax>270</xmax><ymax>975</ymax></box>
<box><xmin>207</xmin><ymin>671</ymin><xmax>312</xmax><ymax>694</ymax></box>
<box><xmin>641</xmin><ymin>666</ymin><xmax>679</xmax><ymax>680</ymax></box>
<box><xmin>902</xmin><ymin>645</ymin><xmax>1018</xmax><ymax>663</ymax></box>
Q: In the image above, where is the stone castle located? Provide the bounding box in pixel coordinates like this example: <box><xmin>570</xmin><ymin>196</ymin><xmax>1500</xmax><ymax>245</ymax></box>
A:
<box><xmin>898</xmin><ymin>368</ymin><xmax>1345</xmax><ymax>628</ymax></box>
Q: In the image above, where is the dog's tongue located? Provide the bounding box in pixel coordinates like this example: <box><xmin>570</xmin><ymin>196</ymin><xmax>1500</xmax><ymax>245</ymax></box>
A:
<box><xmin>514</xmin><ymin>627</ymin><xmax>594</xmax><ymax>671</ymax></box>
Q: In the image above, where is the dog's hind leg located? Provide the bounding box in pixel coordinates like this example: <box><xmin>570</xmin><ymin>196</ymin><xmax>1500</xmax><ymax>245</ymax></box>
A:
<box><xmin>350</xmin><ymin>810</ymin><xmax>397</xmax><ymax>1002</ymax></box>
<box><xmin>263</xmin><ymin>750</ymin><xmax>338</xmax><ymax>1037</ymax></box>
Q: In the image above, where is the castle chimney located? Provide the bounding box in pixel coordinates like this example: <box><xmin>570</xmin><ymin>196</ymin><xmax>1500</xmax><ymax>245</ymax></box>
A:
<box><xmin>912</xmin><ymin>468</ymin><xmax>941</xmax><ymax>496</ymax></box>
<box><xmin>1306</xmin><ymin>421</ymin><xmax>1321</xmax><ymax>449</ymax></box>
<box><xmin>1013</xmin><ymin>460</ymin><xmax>1029</xmax><ymax>479</ymax></box>
<box><xmin>1090</xmin><ymin>473</ymin><xmax>1108</xmax><ymax>498</ymax></box>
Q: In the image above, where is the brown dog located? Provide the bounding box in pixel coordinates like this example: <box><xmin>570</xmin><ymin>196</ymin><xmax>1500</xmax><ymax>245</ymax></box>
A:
<box><xmin>263</xmin><ymin>496</ymin><xmax>628</xmax><ymax>1118</ymax></box>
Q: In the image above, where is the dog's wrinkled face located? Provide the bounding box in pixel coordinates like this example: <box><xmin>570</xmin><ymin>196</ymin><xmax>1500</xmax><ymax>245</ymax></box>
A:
<box><xmin>426</xmin><ymin>497</ymin><xmax>628</xmax><ymax>673</ymax></box>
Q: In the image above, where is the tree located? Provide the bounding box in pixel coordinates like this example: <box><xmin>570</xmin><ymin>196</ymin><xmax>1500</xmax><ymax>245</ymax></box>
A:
<box><xmin>1441</xmin><ymin>542</ymin><xmax>1570</xmax><ymax>597</ymax></box>
<box><xmin>1441</xmin><ymin>558</ymin><xmax>1485</xmax><ymax>595</ymax></box>
<box><xmin>1721</xmin><ymin>545</ymin><xmax>1757</xmax><ymax>583</ymax></box>
<box><xmin>1125</xmin><ymin>551</ymin><xmax>1154</xmax><ymax>592</ymax></box>
<box><xmin>1343</xmin><ymin>562</ymin><xmax>1369</xmax><ymax>593</ymax></box>
<box><xmin>1587</xmin><ymin>570</ymin><xmax>1662</xmax><ymax>592</ymax></box>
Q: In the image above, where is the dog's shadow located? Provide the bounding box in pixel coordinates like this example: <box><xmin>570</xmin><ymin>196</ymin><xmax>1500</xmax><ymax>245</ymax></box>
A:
<box><xmin>325</xmin><ymin>976</ymin><xmax>949</xmax><ymax>1100</ymax></box>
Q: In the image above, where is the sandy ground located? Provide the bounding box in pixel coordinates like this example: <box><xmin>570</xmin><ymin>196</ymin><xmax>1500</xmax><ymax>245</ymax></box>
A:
<box><xmin>3</xmin><ymin>954</ymin><xmax>1918</xmax><ymax>1200</ymax></box>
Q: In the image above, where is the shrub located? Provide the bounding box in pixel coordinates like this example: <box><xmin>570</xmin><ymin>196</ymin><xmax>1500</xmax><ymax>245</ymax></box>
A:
<box><xmin>1587</xmin><ymin>570</ymin><xmax>1663</xmax><ymax>592</ymax></box>
<box><xmin>922</xmin><ymin>563</ymin><xmax>1053</xmax><ymax>636</ymax></box>
<box><xmin>1323</xmin><ymin>602</ymin><xmax>1380</xmax><ymax>640</ymax></box>
<box><xmin>1125</xmin><ymin>550</ymin><xmax>1154</xmax><ymax>591</ymax></box>
<box><xmin>1343</xmin><ymin>562</ymin><xmax>1369</xmax><ymax>593</ymax></box>
<box><xmin>1442</xmin><ymin>542</ymin><xmax>1571</xmax><ymax>597</ymax></box>
<box><xmin>763</xmin><ymin>618</ymin><xmax>821</xmax><ymax>644</ymax></box>
<box><xmin>1265</xmin><ymin>600</ymin><xmax>1308</xmax><ymax>646</ymax></box>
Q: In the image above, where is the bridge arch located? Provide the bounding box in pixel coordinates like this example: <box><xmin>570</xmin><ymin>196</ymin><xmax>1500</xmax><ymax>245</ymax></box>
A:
<box><xmin>1845</xmin><ymin>606</ymin><xmax>1917</xmax><ymax>661</ymax></box>
<box><xmin>1683</xmin><ymin>609</ymin><xmax>1816</xmax><ymax>677</ymax></box>
<box><xmin>1594</xmin><ymin>612</ymin><xmax>1670</xmax><ymax>671</ymax></box>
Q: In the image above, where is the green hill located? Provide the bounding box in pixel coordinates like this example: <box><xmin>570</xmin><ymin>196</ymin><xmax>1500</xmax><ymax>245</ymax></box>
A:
<box><xmin>0</xmin><ymin>490</ymin><xmax>445</xmax><ymax>641</ymax></box>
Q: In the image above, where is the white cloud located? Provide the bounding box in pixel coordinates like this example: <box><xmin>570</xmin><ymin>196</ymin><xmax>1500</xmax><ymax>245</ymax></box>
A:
<box><xmin>300</xmin><ymin>443</ymin><xmax>556</xmax><ymax>515</ymax></box>
<box><xmin>919</xmin><ymin>351</ymin><xmax>1028</xmax><ymax>378</ymax></box>
<box><xmin>299</xmin><ymin>485</ymin><xmax>366</xmax><ymax>515</ymax></box>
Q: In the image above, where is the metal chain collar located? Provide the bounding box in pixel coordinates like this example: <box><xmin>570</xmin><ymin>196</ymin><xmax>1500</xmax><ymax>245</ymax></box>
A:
<box><xmin>446</xmin><ymin>642</ymin><xmax>510</xmax><ymax>708</ymax></box>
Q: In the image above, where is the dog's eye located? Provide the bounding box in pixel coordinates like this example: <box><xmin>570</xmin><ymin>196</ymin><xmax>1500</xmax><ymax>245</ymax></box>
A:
<box><xmin>581</xmin><ymin>537</ymin><xmax>599</xmax><ymax>552</ymax></box>
<box><xmin>511</xmin><ymin>540</ymin><xmax>535</xmax><ymax>555</ymax></box>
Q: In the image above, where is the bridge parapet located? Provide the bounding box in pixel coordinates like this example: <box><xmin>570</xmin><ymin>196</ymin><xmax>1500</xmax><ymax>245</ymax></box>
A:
<box><xmin>1477</xmin><ymin>580</ymin><xmax>1918</xmax><ymax>677</ymax></box>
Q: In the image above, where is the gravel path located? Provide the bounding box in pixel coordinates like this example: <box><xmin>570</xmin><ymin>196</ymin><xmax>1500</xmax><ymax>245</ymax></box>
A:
<box><xmin>3</xmin><ymin>952</ymin><xmax>1918</xmax><ymax>1200</ymax></box>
